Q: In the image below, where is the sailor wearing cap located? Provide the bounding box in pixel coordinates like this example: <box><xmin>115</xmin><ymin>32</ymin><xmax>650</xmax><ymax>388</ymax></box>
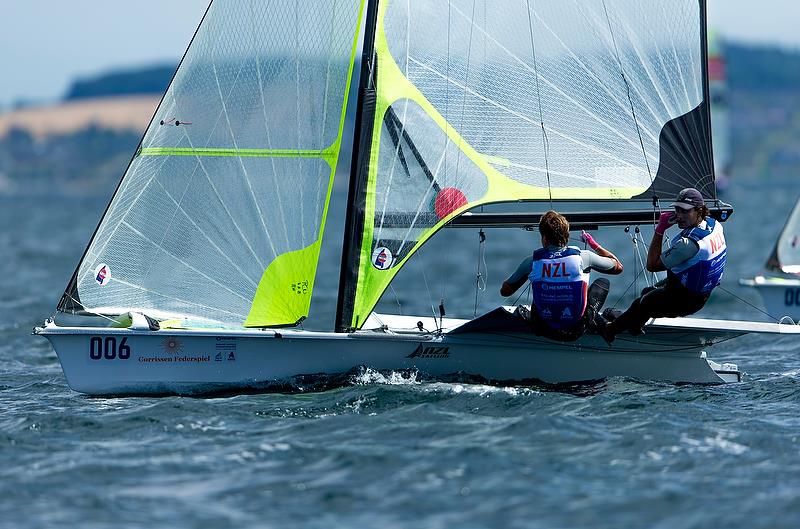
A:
<box><xmin>600</xmin><ymin>188</ymin><xmax>727</xmax><ymax>344</ymax></box>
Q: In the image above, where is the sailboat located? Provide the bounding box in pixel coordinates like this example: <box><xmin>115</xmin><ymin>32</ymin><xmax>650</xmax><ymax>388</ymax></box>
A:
<box><xmin>35</xmin><ymin>0</ymin><xmax>800</xmax><ymax>395</ymax></box>
<box><xmin>740</xmin><ymin>197</ymin><xmax>800</xmax><ymax>321</ymax></box>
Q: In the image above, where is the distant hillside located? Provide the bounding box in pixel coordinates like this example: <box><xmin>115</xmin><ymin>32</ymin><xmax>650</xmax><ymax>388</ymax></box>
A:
<box><xmin>726</xmin><ymin>44</ymin><xmax>800</xmax><ymax>91</ymax></box>
<box><xmin>65</xmin><ymin>64</ymin><xmax>176</xmax><ymax>101</ymax></box>
<box><xmin>0</xmin><ymin>95</ymin><xmax>157</xmax><ymax>195</ymax></box>
<box><xmin>0</xmin><ymin>125</ymin><xmax>139</xmax><ymax>195</ymax></box>
<box><xmin>3</xmin><ymin>43</ymin><xmax>800</xmax><ymax>195</ymax></box>
<box><xmin>0</xmin><ymin>95</ymin><xmax>159</xmax><ymax>139</ymax></box>
<box><xmin>724</xmin><ymin>44</ymin><xmax>800</xmax><ymax>180</ymax></box>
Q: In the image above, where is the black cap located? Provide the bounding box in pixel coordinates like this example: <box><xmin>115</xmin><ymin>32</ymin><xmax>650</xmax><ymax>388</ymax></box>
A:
<box><xmin>670</xmin><ymin>188</ymin><xmax>704</xmax><ymax>210</ymax></box>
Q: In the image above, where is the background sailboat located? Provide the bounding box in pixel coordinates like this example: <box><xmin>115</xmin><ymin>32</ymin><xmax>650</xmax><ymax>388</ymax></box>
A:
<box><xmin>740</xmin><ymin>197</ymin><xmax>800</xmax><ymax>321</ymax></box>
<box><xmin>38</xmin><ymin>0</ymin><xmax>800</xmax><ymax>395</ymax></box>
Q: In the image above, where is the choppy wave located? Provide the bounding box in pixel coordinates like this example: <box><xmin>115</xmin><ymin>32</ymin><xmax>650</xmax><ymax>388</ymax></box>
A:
<box><xmin>4</xmin><ymin>185</ymin><xmax>800</xmax><ymax>528</ymax></box>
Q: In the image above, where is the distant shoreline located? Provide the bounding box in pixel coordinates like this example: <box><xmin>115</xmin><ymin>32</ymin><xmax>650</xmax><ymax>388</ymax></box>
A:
<box><xmin>0</xmin><ymin>95</ymin><xmax>160</xmax><ymax>139</ymax></box>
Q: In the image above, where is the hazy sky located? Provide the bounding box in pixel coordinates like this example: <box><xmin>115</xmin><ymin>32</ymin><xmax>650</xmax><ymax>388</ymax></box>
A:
<box><xmin>1</xmin><ymin>0</ymin><xmax>799</xmax><ymax>107</ymax></box>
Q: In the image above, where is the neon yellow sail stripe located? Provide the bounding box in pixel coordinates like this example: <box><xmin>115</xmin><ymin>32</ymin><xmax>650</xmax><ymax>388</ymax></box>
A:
<box><xmin>348</xmin><ymin>0</ymin><xmax>648</xmax><ymax>328</ymax></box>
<box><xmin>139</xmin><ymin>146</ymin><xmax>338</xmax><ymax>165</ymax></box>
<box><xmin>244</xmin><ymin>0</ymin><xmax>366</xmax><ymax>327</ymax></box>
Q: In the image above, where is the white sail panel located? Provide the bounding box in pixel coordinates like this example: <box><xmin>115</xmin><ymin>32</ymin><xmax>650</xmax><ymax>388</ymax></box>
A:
<box><xmin>66</xmin><ymin>0</ymin><xmax>364</xmax><ymax>325</ymax></box>
<box><xmin>382</xmin><ymin>0</ymin><xmax>703</xmax><ymax>192</ymax></box>
<box><xmin>773</xmin><ymin>199</ymin><xmax>800</xmax><ymax>274</ymax></box>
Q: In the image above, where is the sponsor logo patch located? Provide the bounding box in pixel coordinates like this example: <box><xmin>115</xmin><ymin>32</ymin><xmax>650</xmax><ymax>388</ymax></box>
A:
<box><xmin>407</xmin><ymin>343</ymin><xmax>450</xmax><ymax>359</ymax></box>
<box><xmin>371</xmin><ymin>246</ymin><xmax>394</xmax><ymax>270</ymax></box>
<box><xmin>94</xmin><ymin>263</ymin><xmax>111</xmax><ymax>286</ymax></box>
<box><xmin>161</xmin><ymin>337</ymin><xmax>183</xmax><ymax>354</ymax></box>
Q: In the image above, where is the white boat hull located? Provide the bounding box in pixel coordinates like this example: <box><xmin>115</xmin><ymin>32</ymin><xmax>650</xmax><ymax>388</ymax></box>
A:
<box><xmin>32</xmin><ymin>310</ymin><xmax>784</xmax><ymax>395</ymax></box>
<box><xmin>740</xmin><ymin>276</ymin><xmax>800</xmax><ymax>322</ymax></box>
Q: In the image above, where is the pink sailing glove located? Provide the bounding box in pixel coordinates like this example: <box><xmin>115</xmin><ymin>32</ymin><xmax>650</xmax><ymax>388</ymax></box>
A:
<box><xmin>581</xmin><ymin>230</ymin><xmax>601</xmax><ymax>250</ymax></box>
<box><xmin>655</xmin><ymin>211</ymin><xmax>676</xmax><ymax>235</ymax></box>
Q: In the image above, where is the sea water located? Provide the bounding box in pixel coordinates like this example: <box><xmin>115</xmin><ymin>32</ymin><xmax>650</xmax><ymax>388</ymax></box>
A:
<box><xmin>1</xmin><ymin>181</ymin><xmax>799</xmax><ymax>529</ymax></box>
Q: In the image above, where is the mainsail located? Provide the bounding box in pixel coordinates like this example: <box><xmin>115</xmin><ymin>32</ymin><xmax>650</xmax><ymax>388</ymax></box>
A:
<box><xmin>766</xmin><ymin>199</ymin><xmax>800</xmax><ymax>275</ymax></box>
<box><xmin>338</xmin><ymin>0</ymin><xmax>717</xmax><ymax>331</ymax></box>
<box><xmin>59</xmin><ymin>0</ymin><xmax>365</xmax><ymax>326</ymax></box>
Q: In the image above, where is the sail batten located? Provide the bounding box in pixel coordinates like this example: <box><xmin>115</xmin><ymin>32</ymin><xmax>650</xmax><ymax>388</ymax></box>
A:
<box><xmin>139</xmin><ymin>147</ymin><xmax>338</xmax><ymax>162</ymax></box>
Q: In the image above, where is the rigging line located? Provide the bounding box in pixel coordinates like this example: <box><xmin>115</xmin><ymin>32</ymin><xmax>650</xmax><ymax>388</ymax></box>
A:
<box><xmin>150</xmin><ymin>178</ymin><xmax>259</xmax><ymax>289</ymax></box>
<box><xmin>612</xmin><ymin>14</ymin><xmax>680</xmax><ymax>126</ymax></box>
<box><xmin>409</xmin><ymin>58</ymin><xmax>655</xmax><ymax>168</ymax></box>
<box><xmin>80</xmin><ymin>93</ymin><xmax>183</xmax><ymax>270</ymax></box>
<box><xmin>250</xmin><ymin>0</ymin><xmax>287</xmax><ymax>254</ymax></box>
<box><xmin>631</xmin><ymin>227</ymin><xmax>639</xmax><ymax>298</ymax></box>
<box><xmin>661</xmin><ymin>2</ymin><xmax>692</xmax><ymax>111</ymax></box>
<box><xmin>473</xmin><ymin>228</ymin><xmax>486</xmax><ymax>318</ymax></box>
<box><xmin>79</xmin><ymin>142</ymin><xmax>201</xmax><ymax>292</ymax></box>
<box><xmin>453</xmin><ymin>0</ymin><xmax>476</xmax><ymax>184</ymax></box>
<box><xmin>573</xmin><ymin>6</ymin><xmax>667</xmax><ymax>142</ymax></box>
<box><xmin>445</xmin><ymin>2</ymin><xmax>663</xmax><ymax>155</ymax></box>
<box><xmin>389</xmin><ymin>283</ymin><xmax>403</xmax><ymax>315</ymax></box>
<box><xmin>372</xmin><ymin>0</ymin><xmax>413</xmax><ymax>243</ymax></box>
<box><xmin>183</xmin><ymin>125</ymin><xmax>266</xmax><ymax>269</ymax></box>
<box><xmin>120</xmin><ymin>220</ymin><xmax>253</xmax><ymax>304</ymax></box>
<box><xmin>133</xmin><ymin>160</ymin><xmax>218</xmax><ymax>287</ymax></box>
<box><xmin>314</xmin><ymin>0</ymin><xmax>338</xmax><ymax>227</ymax></box>
<box><xmin>395</xmin><ymin>175</ymin><xmax>440</xmax><ymax>256</ymax></box>
<box><xmin>294</xmin><ymin>2</ymin><xmax>305</xmax><ymax>245</ymax></box>
<box><xmin>375</xmin><ymin>1</ymin><xmax>429</xmax><ymax>252</ymax></box>
<box><xmin>511</xmin><ymin>282</ymin><xmax>531</xmax><ymax>307</ymax></box>
<box><xmin>376</xmin><ymin>103</ymin><xmax>425</xmax><ymax>245</ymax></box>
<box><xmin>607</xmin><ymin>263</ymin><xmax>647</xmax><ymax>310</ymax></box>
<box><xmin>715</xmin><ymin>284</ymin><xmax>779</xmax><ymax>322</ymax></box>
<box><xmin>416</xmin><ymin>246</ymin><xmax>439</xmax><ymax>323</ymax></box>
<box><xmin>439</xmin><ymin>0</ymin><xmax>454</xmax><ymax>306</ymax></box>
<box><xmin>637</xmin><ymin>225</ymin><xmax>660</xmax><ymax>286</ymax></box>
<box><xmin>396</xmin><ymin>129</ymin><xmax>453</xmax><ymax>256</ymax></box>
<box><xmin>210</xmin><ymin>61</ymin><xmax>272</xmax><ymax>268</ymax></box>
<box><xmin>104</xmin><ymin>277</ymin><xmax>247</xmax><ymax>319</ymax></box>
<box><xmin>58</xmin><ymin>293</ymin><xmax>121</xmax><ymax>325</ymax></box>
<box><xmin>629</xmin><ymin>225</ymin><xmax>651</xmax><ymax>288</ymax></box>
<box><xmin>442</xmin><ymin>1</ymin><xmax>451</xmax><ymax>184</ymax></box>
<box><xmin>382</xmin><ymin>107</ymin><xmax>412</xmax><ymax>178</ymax></box>
<box><xmin>530</xmin><ymin>5</ymin><xmax>660</xmax><ymax>143</ymax></box>
<box><xmin>526</xmin><ymin>0</ymin><xmax>552</xmax><ymax>210</ymax></box>
<box><xmin>601</xmin><ymin>0</ymin><xmax>654</xmax><ymax>189</ymax></box>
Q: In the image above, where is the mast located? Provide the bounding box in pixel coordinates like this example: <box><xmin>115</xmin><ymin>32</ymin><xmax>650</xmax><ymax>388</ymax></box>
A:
<box><xmin>56</xmin><ymin>0</ymin><xmax>216</xmax><ymax>314</ymax></box>
<box><xmin>699</xmin><ymin>0</ymin><xmax>717</xmax><ymax>201</ymax></box>
<box><xmin>335</xmin><ymin>0</ymin><xmax>380</xmax><ymax>333</ymax></box>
